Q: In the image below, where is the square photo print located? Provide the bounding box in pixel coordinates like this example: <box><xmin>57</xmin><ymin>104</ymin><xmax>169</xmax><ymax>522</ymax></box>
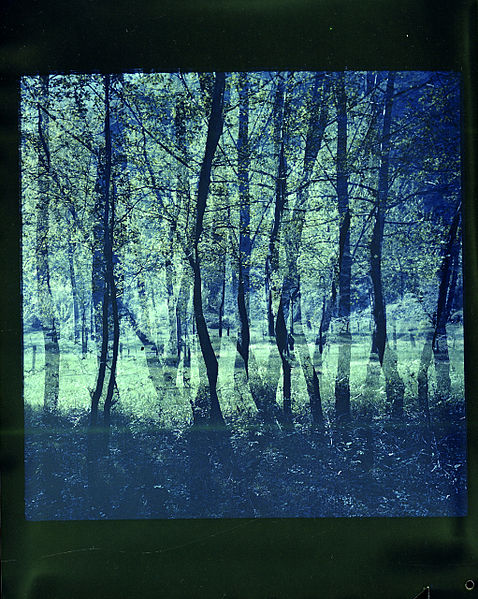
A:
<box><xmin>21</xmin><ymin>71</ymin><xmax>467</xmax><ymax>520</ymax></box>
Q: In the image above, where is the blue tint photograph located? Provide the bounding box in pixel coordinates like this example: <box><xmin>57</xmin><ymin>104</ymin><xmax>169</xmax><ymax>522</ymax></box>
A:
<box><xmin>22</xmin><ymin>71</ymin><xmax>466</xmax><ymax>520</ymax></box>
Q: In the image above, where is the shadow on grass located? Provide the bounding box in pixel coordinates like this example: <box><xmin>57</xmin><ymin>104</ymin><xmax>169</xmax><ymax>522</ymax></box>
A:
<box><xmin>24</xmin><ymin>403</ymin><xmax>467</xmax><ymax>520</ymax></box>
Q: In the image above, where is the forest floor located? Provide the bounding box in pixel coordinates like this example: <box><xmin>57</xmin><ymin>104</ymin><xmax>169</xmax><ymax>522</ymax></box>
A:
<box><xmin>24</xmin><ymin>327</ymin><xmax>467</xmax><ymax>520</ymax></box>
<box><xmin>25</xmin><ymin>402</ymin><xmax>467</xmax><ymax>520</ymax></box>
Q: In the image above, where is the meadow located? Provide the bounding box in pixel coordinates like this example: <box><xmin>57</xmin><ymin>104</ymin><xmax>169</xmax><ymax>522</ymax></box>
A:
<box><xmin>24</xmin><ymin>314</ymin><xmax>467</xmax><ymax>520</ymax></box>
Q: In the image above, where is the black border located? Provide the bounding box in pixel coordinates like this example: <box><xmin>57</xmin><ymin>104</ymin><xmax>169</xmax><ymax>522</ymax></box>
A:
<box><xmin>1</xmin><ymin>1</ymin><xmax>477</xmax><ymax>598</ymax></box>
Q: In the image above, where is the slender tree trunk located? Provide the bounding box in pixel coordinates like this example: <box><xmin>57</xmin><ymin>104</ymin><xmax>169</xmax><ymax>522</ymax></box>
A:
<box><xmin>165</xmin><ymin>229</ymin><xmax>178</xmax><ymax>356</ymax></box>
<box><xmin>219</xmin><ymin>257</ymin><xmax>226</xmax><ymax>339</ymax></box>
<box><xmin>92</xmin><ymin>164</ymin><xmax>107</xmax><ymax>354</ymax></box>
<box><xmin>103</xmin><ymin>183</ymin><xmax>120</xmax><ymax>429</ymax></box>
<box><xmin>274</xmin><ymin>151</ymin><xmax>292</xmax><ymax>421</ymax></box>
<box><xmin>89</xmin><ymin>75</ymin><xmax>113</xmax><ymax>428</ymax></box>
<box><xmin>265</xmin><ymin>282</ymin><xmax>275</xmax><ymax>337</ymax></box>
<box><xmin>233</xmin><ymin>74</ymin><xmax>256</xmax><ymax>416</ymax></box>
<box><xmin>118</xmin><ymin>297</ymin><xmax>164</xmax><ymax>398</ymax></box>
<box><xmin>384</xmin><ymin>346</ymin><xmax>405</xmax><ymax>418</ymax></box>
<box><xmin>171</xmin><ymin>95</ymin><xmax>193</xmax><ymax>404</ymax></box>
<box><xmin>445</xmin><ymin>248</ymin><xmax>459</xmax><ymax>317</ymax></box>
<box><xmin>276</xmin><ymin>296</ymin><xmax>292</xmax><ymax>424</ymax></box>
<box><xmin>417</xmin><ymin>327</ymin><xmax>433</xmax><ymax>424</ymax></box>
<box><xmin>236</xmin><ymin>72</ymin><xmax>252</xmax><ymax>375</ymax></box>
<box><xmin>315</xmin><ymin>292</ymin><xmax>331</xmax><ymax>356</ymax></box>
<box><xmin>334</xmin><ymin>72</ymin><xmax>352</xmax><ymax>421</ymax></box>
<box><xmin>370</xmin><ymin>207</ymin><xmax>386</xmax><ymax>366</ymax></box>
<box><xmin>189</xmin><ymin>72</ymin><xmax>226</xmax><ymax>426</ymax></box>
<box><xmin>31</xmin><ymin>344</ymin><xmax>37</xmax><ymax>372</ymax></box>
<box><xmin>174</xmin><ymin>94</ymin><xmax>192</xmax><ymax>363</ymax></box>
<box><xmin>265</xmin><ymin>77</ymin><xmax>296</xmax><ymax>422</ymax></box>
<box><xmin>86</xmin><ymin>76</ymin><xmax>114</xmax><ymax>508</ymax></box>
<box><xmin>176</xmin><ymin>271</ymin><xmax>192</xmax><ymax>359</ymax></box>
<box><xmin>190</xmin><ymin>259</ymin><xmax>224</xmax><ymax>425</ymax></box>
<box><xmin>94</xmin><ymin>75</ymin><xmax>128</xmax><ymax>438</ymax></box>
<box><xmin>68</xmin><ymin>241</ymin><xmax>80</xmax><ymax>345</ymax></box>
<box><xmin>176</xmin><ymin>273</ymin><xmax>193</xmax><ymax>407</ymax></box>
<box><xmin>369</xmin><ymin>72</ymin><xmax>405</xmax><ymax>418</ymax></box>
<box><xmin>370</xmin><ymin>75</ymin><xmax>395</xmax><ymax>367</ymax></box>
<box><xmin>281</xmin><ymin>74</ymin><xmax>328</xmax><ymax>426</ymax></box>
<box><xmin>433</xmin><ymin>207</ymin><xmax>461</xmax><ymax>400</ymax></box>
<box><xmin>36</xmin><ymin>75</ymin><xmax>60</xmax><ymax>413</ymax></box>
<box><xmin>417</xmin><ymin>208</ymin><xmax>461</xmax><ymax>420</ymax></box>
<box><xmin>265</xmin><ymin>76</ymin><xmax>286</xmax><ymax>339</ymax></box>
<box><xmin>90</xmin><ymin>300</ymin><xmax>95</xmax><ymax>341</ymax></box>
<box><xmin>135</xmin><ymin>263</ymin><xmax>173</xmax><ymax>399</ymax></box>
<box><xmin>294</xmin><ymin>290</ymin><xmax>323</xmax><ymax>425</ymax></box>
<box><xmin>81</xmin><ymin>306</ymin><xmax>88</xmax><ymax>358</ymax></box>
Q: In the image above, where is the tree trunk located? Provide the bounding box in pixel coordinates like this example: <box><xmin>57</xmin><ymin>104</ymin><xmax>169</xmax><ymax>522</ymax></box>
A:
<box><xmin>334</xmin><ymin>72</ymin><xmax>352</xmax><ymax>421</ymax></box>
<box><xmin>36</xmin><ymin>75</ymin><xmax>60</xmax><ymax>413</ymax></box>
<box><xmin>174</xmin><ymin>93</ymin><xmax>193</xmax><ymax>393</ymax></box>
<box><xmin>135</xmin><ymin>264</ymin><xmax>172</xmax><ymax>399</ymax></box>
<box><xmin>81</xmin><ymin>306</ymin><xmax>88</xmax><ymax>358</ymax></box>
<box><xmin>276</xmin><ymin>296</ymin><xmax>292</xmax><ymax>424</ymax></box>
<box><xmin>189</xmin><ymin>72</ymin><xmax>226</xmax><ymax>427</ymax></box>
<box><xmin>176</xmin><ymin>271</ymin><xmax>192</xmax><ymax>375</ymax></box>
<box><xmin>31</xmin><ymin>344</ymin><xmax>37</xmax><ymax>372</ymax></box>
<box><xmin>236</xmin><ymin>72</ymin><xmax>252</xmax><ymax>376</ymax></box>
<box><xmin>90</xmin><ymin>300</ymin><xmax>95</xmax><ymax>341</ymax></box>
<box><xmin>433</xmin><ymin>207</ymin><xmax>461</xmax><ymax>400</ymax></box>
<box><xmin>265</xmin><ymin>76</ymin><xmax>286</xmax><ymax>339</ymax></box>
<box><xmin>103</xmin><ymin>183</ymin><xmax>120</xmax><ymax>429</ymax></box>
<box><xmin>315</xmin><ymin>292</ymin><xmax>332</xmax><ymax>356</ymax></box>
<box><xmin>293</xmin><ymin>291</ymin><xmax>323</xmax><ymax>426</ymax></box>
<box><xmin>89</xmin><ymin>75</ymin><xmax>113</xmax><ymax>428</ymax></box>
<box><xmin>218</xmin><ymin>256</ymin><xmax>226</xmax><ymax>338</ymax></box>
<box><xmin>370</xmin><ymin>206</ymin><xmax>386</xmax><ymax>366</ymax></box>
<box><xmin>68</xmin><ymin>240</ymin><xmax>80</xmax><ymax>345</ymax></box>
<box><xmin>368</xmin><ymin>72</ymin><xmax>405</xmax><ymax>418</ymax></box>
<box><xmin>280</xmin><ymin>74</ymin><xmax>328</xmax><ymax>426</ymax></box>
<box><xmin>264</xmin><ymin>76</ymin><xmax>294</xmax><ymax>422</ymax></box>
<box><xmin>91</xmin><ymin>158</ymin><xmax>107</xmax><ymax>354</ymax></box>
<box><xmin>370</xmin><ymin>74</ymin><xmax>395</xmax><ymax>367</ymax></box>
<box><xmin>417</xmin><ymin>206</ymin><xmax>461</xmax><ymax>419</ymax></box>
<box><xmin>165</xmin><ymin>229</ymin><xmax>178</xmax><ymax>356</ymax></box>
<box><xmin>96</xmin><ymin>75</ymin><xmax>129</xmax><ymax>438</ymax></box>
<box><xmin>87</xmin><ymin>75</ymin><xmax>114</xmax><ymax>503</ymax></box>
<box><xmin>417</xmin><ymin>328</ymin><xmax>433</xmax><ymax>424</ymax></box>
<box><xmin>118</xmin><ymin>297</ymin><xmax>164</xmax><ymax>399</ymax></box>
<box><xmin>190</xmin><ymin>259</ymin><xmax>224</xmax><ymax>425</ymax></box>
<box><xmin>384</xmin><ymin>345</ymin><xmax>405</xmax><ymax>418</ymax></box>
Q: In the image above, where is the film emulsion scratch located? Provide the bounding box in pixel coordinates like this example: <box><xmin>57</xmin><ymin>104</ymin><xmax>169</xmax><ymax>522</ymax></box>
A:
<box><xmin>21</xmin><ymin>71</ymin><xmax>467</xmax><ymax>520</ymax></box>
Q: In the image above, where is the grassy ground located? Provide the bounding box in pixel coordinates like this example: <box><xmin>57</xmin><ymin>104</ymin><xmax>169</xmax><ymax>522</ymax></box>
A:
<box><xmin>23</xmin><ymin>323</ymin><xmax>466</xmax><ymax>520</ymax></box>
<box><xmin>22</xmin><ymin>321</ymin><xmax>465</xmax><ymax>420</ymax></box>
<box><xmin>24</xmin><ymin>402</ymin><xmax>467</xmax><ymax>520</ymax></box>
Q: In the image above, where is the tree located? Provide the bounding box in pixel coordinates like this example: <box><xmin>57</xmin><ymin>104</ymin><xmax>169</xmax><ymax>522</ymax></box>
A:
<box><xmin>236</xmin><ymin>72</ymin><xmax>252</xmax><ymax>378</ymax></box>
<box><xmin>89</xmin><ymin>74</ymin><xmax>120</xmax><ymax>438</ymax></box>
<box><xmin>34</xmin><ymin>75</ymin><xmax>60</xmax><ymax>413</ymax></box>
<box><xmin>417</xmin><ymin>204</ymin><xmax>461</xmax><ymax>420</ymax></box>
<box><xmin>281</xmin><ymin>73</ymin><xmax>329</xmax><ymax>427</ymax></box>
<box><xmin>334</xmin><ymin>72</ymin><xmax>352</xmax><ymax>421</ymax></box>
<box><xmin>367</xmin><ymin>72</ymin><xmax>406</xmax><ymax>418</ymax></box>
<box><xmin>188</xmin><ymin>72</ymin><xmax>227</xmax><ymax>427</ymax></box>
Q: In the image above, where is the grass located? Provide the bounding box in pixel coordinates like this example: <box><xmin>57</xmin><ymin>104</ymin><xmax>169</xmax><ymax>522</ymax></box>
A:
<box><xmin>22</xmin><ymin>320</ymin><xmax>465</xmax><ymax>422</ymax></box>
<box><xmin>23</xmin><ymin>321</ymin><xmax>466</xmax><ymax>520</ymax></box>
<box><xmin>24</xmin><ymin>400</ymin><xmax>467</xmax><ymax>520</ymax></box>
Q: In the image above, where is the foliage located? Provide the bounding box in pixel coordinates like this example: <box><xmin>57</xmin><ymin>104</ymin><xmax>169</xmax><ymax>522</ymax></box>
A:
<box><xmin>21</xmin><ymin>70</ymin><xmax>465</xmax><ymax>519</ymax></box>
